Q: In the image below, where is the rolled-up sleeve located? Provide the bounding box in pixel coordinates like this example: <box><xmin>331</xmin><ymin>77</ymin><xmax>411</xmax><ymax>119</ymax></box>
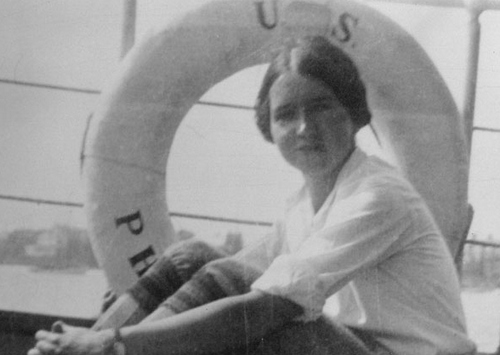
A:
<box><xmin>251</xmin><ymin>254</ymin><xmax>327</xmax><ymax>321</ymax></box>
<box><xmin>251</xmin><ymin>186</ymin><xmax>411</xmax><ymax>322</ymax></box>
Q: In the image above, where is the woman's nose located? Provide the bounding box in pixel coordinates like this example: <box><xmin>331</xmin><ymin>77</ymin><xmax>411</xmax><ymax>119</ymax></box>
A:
<box><xmin>296</xmin><ymin>110</ymin><xmax>314</xmax><ymax>135</ymax></box>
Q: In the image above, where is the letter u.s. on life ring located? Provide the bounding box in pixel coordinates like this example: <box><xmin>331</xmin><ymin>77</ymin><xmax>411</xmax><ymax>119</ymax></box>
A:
<box><xmin>82</xmin><ymin>0</ymin><xmax>469</xmax><ymax>294</ymax></box>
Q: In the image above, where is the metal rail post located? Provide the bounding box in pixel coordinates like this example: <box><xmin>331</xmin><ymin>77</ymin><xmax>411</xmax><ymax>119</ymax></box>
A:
<box><xmin>121</xmin><ymin>0</ymin><xmax>137</xmax><ymax>58</ymax></box>
<box><xmin>463</xmin><ymin>0</ymin><xmax>485</xmax><ymax>155</ymax></box>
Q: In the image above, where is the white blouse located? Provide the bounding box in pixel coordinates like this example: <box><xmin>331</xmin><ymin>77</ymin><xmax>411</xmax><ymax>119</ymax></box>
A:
<box><xmin>235</xmin><ymin>148</ymin><xmax>475</xmax><ymax>355</ymax></box>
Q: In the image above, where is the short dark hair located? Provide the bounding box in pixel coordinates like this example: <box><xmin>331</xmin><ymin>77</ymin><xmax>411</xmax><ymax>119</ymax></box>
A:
<box><xmin>255</xmin><ymin>36</ymin><xmax>371</xmax><ymax>142</ymax></box>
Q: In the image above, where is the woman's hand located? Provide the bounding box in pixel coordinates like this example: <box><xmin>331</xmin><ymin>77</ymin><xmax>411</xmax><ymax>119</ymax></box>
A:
<box><xmin>27</xmin><ymin>321</ymin><xmax>114</xmax><ymax>355</ymax></box>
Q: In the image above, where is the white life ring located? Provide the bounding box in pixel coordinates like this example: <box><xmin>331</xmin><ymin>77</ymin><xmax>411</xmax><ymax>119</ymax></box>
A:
<box><xmin>82</xmin><ymin>0</ymin><xmax>469</xmax><ymax>294</ymax></box>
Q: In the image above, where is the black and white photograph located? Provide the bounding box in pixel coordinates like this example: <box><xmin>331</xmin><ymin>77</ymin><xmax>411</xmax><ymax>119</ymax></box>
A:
<box><xmin>0</xmin><ymin>1</ymin><xmax>499</xmax><ymax>354</ymax></box>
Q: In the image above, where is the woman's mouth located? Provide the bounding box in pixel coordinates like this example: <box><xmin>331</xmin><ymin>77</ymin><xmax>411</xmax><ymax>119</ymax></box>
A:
<box><xmin>297</xmin><ymin>143</ymin><xmax>325</xmax><ymax>152</ymax></box>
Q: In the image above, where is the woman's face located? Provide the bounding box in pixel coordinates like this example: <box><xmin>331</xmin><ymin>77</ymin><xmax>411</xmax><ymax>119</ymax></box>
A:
<box><xmin>269</xmin><ymin>72</ymin><xmax>356</xmax><ymax>178</ymax></box>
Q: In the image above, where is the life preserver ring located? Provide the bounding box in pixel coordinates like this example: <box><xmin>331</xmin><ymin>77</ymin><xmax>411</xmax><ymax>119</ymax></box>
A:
<box><xmin>82</xmin><ymin>0</ymin><xmax>469</xmax><ymax>294</ymax></box>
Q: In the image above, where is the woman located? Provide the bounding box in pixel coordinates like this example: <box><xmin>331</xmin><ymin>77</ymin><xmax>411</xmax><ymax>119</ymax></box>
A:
<box><xmin>29</xmin><ymin>36</ymin><xmax>475</xmax><ymax>355</ymax></box>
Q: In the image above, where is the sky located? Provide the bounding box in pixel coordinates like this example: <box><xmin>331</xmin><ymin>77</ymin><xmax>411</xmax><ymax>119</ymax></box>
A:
<box><xmin>0</xmin><ymin>0</ymin><xmax>499</xmax><ymax>241</ymax></box>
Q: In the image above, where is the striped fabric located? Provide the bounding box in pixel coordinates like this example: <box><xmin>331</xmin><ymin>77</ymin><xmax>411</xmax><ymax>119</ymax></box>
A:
<box><xmin>162</xmin><ymin>257</ymin><xmax>262</xmax><ymax>314</ymax></box>
<box><xmin>127</xmin><ymin>240</ymin><xmax>227</xmax><ymax>313</ymax></box>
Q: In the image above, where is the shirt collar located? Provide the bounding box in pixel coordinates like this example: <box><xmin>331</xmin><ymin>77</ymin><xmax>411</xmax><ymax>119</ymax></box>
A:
<box><xmin>335</xmin><ymin>147</ymin><xmax>367</xmax><ymax>188</ymax></box>
<box><xmin>286</xmin><ymin>147</ymin><xmax>368</xmax><ymax>218</ymax></box>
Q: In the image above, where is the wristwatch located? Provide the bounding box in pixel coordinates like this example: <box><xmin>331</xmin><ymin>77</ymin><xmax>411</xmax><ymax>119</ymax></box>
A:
<box><xmin>112</xmin><ymin>328</ymin><xmax>126</xmax><ymax>355</ymax></box>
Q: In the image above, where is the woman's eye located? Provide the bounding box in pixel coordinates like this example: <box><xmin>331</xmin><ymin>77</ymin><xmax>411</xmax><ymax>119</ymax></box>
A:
<box><xmin>274</xmin><ymin>109</ymin><xmax>295</xmax><ymax>122</ymax></box>
<box><xmin>305</xmin><ymin>101</ymin><xmax>332</xmax><ymax>114</ymax></box>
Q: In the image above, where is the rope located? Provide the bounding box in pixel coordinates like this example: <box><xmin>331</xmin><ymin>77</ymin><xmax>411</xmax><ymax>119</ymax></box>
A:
<box><xmin>0</xmin><ymin>78</ymin><xmax>255</xmax><ymax>111</ymax></box>
<box><xmin>473</xmin><ymin>126</ymin><xmax>500</xmax><ymax>134</ymax></box>
<box><xmin>0</xmin><ymin>193</ymin><xmax>272</xmax><ymax>227</ymax></box>
<box><xmin>0</xmin><ymin>78</ymin><xmax>100</xmax><ymax>95</ymax></box>
<box><xmin>465</xmin><ymin>239</ymin><xmax>500</xmax><ymax>248</ymax></box>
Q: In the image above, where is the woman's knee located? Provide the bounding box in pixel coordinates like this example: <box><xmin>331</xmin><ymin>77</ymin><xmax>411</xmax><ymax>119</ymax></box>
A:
<box><xmin>163</xmin><ymin>239</ymin><xmax>228</xmax><ymax>282</ymax></box>
<box><xmin>126</xmin><ymin>240</ymin><xmax>226</xmax><ymax>313</ymax></box>
<box><xmin>160</xmin><ymin>257</ymin><xmax>262</xmax><ymax>314</ymax></box>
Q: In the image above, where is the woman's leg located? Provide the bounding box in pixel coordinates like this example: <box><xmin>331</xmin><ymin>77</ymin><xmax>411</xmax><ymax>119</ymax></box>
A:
<box><xmin>160</xmin><ymin>257</ymin><xmax>263</xmax><ymax>314</ymax></box>
<box><xmin>127</xmin><ymin>239</ymin><xmax>228</xmax><ymax>314</ymax></box>
<box><xmin>93</xmin><ymin>239</ymin><xmax>227</xmax><ymax>329</ymax></box>
<box><xmin>250</xmin><ymin>317</ymin><xmax>391</xmax><ymax>355</ymax></box>
<box><xmin>150</xmin><ymin>256</ymin><xmax>387</xmax><ymax>355</ymax></box>
<box><xmin>115</xmin><ymin>250</ymin><xmax>389</xmax><ymax>355</ymax></box>
<box><xmin>104</xmin><ymin>241</ymin><xmax>388</xmax><ymax>355</ymax></box>
<box><xmin>198</xmin><ymin>311</ymin><xmax>388</xmax><ymax>355</ymax></box>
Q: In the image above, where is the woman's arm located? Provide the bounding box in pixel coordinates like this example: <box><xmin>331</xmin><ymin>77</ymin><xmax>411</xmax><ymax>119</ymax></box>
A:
<box><xmin>122</xmin><ymin>290</ymin><xmax>302</xmax><ymax>355</ymax></box>
<box><xmin>29</xmin><ymin>291</ymin><xmax>301</xmax><ymax>355</ymax></box>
